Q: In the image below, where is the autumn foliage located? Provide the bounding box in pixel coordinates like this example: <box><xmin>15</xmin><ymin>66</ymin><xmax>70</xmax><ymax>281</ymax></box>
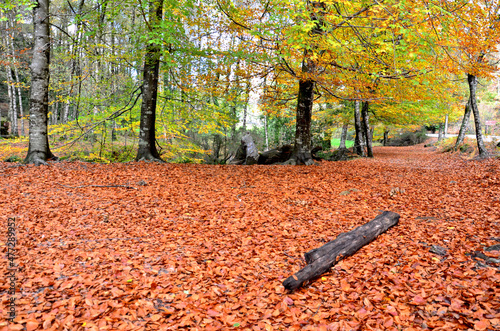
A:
<box><xmin>0</xmin><ymin>145</ymin><xmax>499</xmax><ymax>330</ymax></box>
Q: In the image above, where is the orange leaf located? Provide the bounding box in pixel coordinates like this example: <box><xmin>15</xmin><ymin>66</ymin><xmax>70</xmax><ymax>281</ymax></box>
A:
<box><xmin>26</xmin><ymin>320</ymin><xmax>39</xmax><ymax>331</ymax></box>
<box><xmin>474</xmin><ymin>319</ymin><xmax>490</xmax><ymax>330</ymax></box>
<box><xmin>207</xmin><ymin>309</ymin><xmax>220</xmax><ymax>317</ymax></box>
<box><xmin>412</xmin><ymin>295</ymin><xmax>426</xmax><ymax>305</ymax></box>
<box><xmin>340</xmin><ymin>279</ymin><xmax>350</xmax><ymax>291</ymax></box>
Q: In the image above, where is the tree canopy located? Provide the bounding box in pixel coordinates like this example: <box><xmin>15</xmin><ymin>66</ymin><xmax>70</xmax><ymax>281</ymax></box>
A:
<box><xmin>0</xmin><ymin>0</ymin><xmax>499</xmax><ymax>162</ymax></box>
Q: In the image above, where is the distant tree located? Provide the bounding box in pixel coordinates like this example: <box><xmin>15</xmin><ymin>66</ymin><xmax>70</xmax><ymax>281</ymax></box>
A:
<box><xmin>424</xmin><ymin>0</ymin><xmax>500</xmax><ymax>157</ymax></box>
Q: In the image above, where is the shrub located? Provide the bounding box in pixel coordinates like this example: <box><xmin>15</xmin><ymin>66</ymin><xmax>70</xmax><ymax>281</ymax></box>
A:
<box><xmin>386</xmin><ymin>129</ymin><xmax>428</xmax><ymax>146</ymax></box>
<box><xmin>4</xmin><ymin>155</ymin><xmax>22</xmax><ymax>162</ymax></box>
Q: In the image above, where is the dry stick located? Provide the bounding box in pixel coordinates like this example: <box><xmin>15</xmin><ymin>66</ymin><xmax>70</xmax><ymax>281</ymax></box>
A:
<box><xmin>57</xmin><ymin>183</ymin><xmax>138</xmax><ymax>190</ymax></box>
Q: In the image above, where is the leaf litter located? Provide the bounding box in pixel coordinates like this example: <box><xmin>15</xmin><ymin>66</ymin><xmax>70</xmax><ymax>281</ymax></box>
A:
<box><xmin>0</xmin><ymin>145</ymin><xmax>499</xmax><ymax>330</ymax></box>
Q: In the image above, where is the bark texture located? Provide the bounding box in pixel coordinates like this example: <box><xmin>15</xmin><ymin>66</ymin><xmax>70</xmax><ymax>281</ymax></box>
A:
<box><xmin>383</xmin><ymin>130</ymin><xmax>389</xmax><ymax>146</ymax></box>
<box><xmin>353</xmin><ymin>101</ymin><xmax>365</xmax><ymax>156</ymax></box>
<box><xmin>455</xmin><ymin>99</ymin><xmax>471</xmax><ymax>148</ymax></box>
<box><xmin>6</xmin><ymin>66</ymin><xmax>15</xmax><ymax>134</ymax></box>
<box><xmin>290</xmin><ymin>60</ymin><xmax>315</xmax><ymax>165</ymax></box>
<box><xmin>338</xmin><ymin>123</ymin><xmax>348</xmax><ymax>150</ymax></box>
<box><xmin>444</xmin><ymin>114</ymin><xmax>449</xmax><ymax>138</ymax></box>
<box><xmin>24</xmin><ymin>0</ymin><xmax>56</xmax><ymax>165</ymax></box>
<box><xmin>467</xmin><ymin>74</ymin><xmax>488</xmax><ymax>157</ymax></box>
<box><xmin>283</xmin><ymin>211</ymin><xmax>400</xmax><ymax>291</ymax></box>
<box><xmin>361</xmin><ymin>101</ymin><xmax>373</xmax><ymax>157</ymax></box>
<box><xmin>136</xmin><ymin>0</ymin><xmax>163</xmax><ymax>162</ymax></box>
<box><xmin>437</xmin><ymin>124</ymin><xmax>443</xmax><ymax>142</ymax></box>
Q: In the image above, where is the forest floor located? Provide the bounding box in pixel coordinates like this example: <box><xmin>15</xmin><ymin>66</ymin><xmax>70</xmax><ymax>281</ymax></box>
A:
<box><xmin>0</xmin><ymin>145</ymin><xmax>499</xmax><ymax>331</ymax></box>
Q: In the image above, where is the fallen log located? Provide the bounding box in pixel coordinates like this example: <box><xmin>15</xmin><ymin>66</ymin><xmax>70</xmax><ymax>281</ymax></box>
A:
<box><xmin>283</xmin><ymin>211</ymin><xmax>400</xmax><ymax>291</ymax></box>
<box><xmin>258</xmin><ymin>145</ymin><xmax>292</xmax><ymax>164</ymax></box>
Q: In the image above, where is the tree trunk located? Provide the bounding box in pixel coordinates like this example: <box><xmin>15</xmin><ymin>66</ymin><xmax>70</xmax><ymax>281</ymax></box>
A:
<box><xmin>111</xmin><ymin>119</ymin><xmax>117</xmax><ymax>141</ymax></box>
<box><xmin>4</xmin><ymin>21</ymin><xmax>17</xmax><ymax>137</ymax></box>
<box><xmin>10</xmin><ymin>69</ymin><xmax>19</xmax><ymax>137</ymax></box>
<box><xmin>338</xmin><ymin>123</ymin><xmax>348</xmax><ymax>150</ymax></box>
<box><xmin>361</xmin><ymin>101</ymin><xmax>373</xmax><ymax>157</ymax></box>
<box><xmin>136</xmin><ymin>0</ymin><xmax>164</xmax><ymax>162</ymax></box>
<box><xmin>5</xmin><ymin>65</ymin><xmax>14</xmax><ymax>135</ymax></box>
<box><xmin>6</xmin><ymin>17</ymin><xmax>24</xmax><ymax>136</ymax></box>
<box><xmin>242</xmin><ymin>82</ymin><xmax>250</xmax><ymax>132</ymax></box>
<box><xmin>455</xmin><ymin>99</ymin><xmax>471</xmax><ymax>148</ymax></box>
<box><xmin>264</xmin><ymin>114</ymin><xmax>269</xmax><ymax>151</ymax></box>
<box><xmin>68</xmin><ymin>0</ymin><xmax>85</xmax><ymax>122</ymax></box>
<box><xmin>467</xmin><ymin>74</ymin><xmax>488</xmax><ymax>157</ymax></box>
<box><xmin>51</xmin><ymin>101</ymin><xmax>59</xmax><ymax>125</ymax></box>
<box><xmin>290</xmin><ymin>58</ymin><xmax>315</xmax><ymax>165</ymax></box>
<box><xmin>290</xmin><ymin>0</ymin><xmax>326</xmax><ymax>166</ymax></box>
<box><xmin>353</xmin><ymin>100</ymin><xmax>365</xmax><ymax>156</ymax></box>
<box><xmin>212</xmin><ymin>134</ymin><xmax>223</xmax><ymax>161</ymax></box>
<box><xmin>283</xmin><ymin>211</ymin><xmax>399</xmax><ymax>291</ymax></box>
<box><xmin>383</xmin><ymin>130</ymin><xmax>389</xmax><ymax>146</ymax></box>
<box><xmin>13</xmin><ymin>67</ymin><xmax>24</xmax><ymax>136</ymax></box>
<box><xmin>437</xmin><ymin>124</ymin><xmax>443</xmax><ymax>141</ymax></box>
<box><xmin>444</xmin><ymin>114</ymin><xmax>449</xmax><ymax>138</ymax></box>
<box><xmin>24</xmin><ymin>0</ymin><xmax>56</xmax><ymax>165</ymax></box>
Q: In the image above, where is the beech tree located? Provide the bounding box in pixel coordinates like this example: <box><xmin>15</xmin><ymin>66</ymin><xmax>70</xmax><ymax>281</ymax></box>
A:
<box><xmin>1</xmin><ymin>0</ymin><xmax>497</xmax><ymax>164</ymax></box>
<box><xmin>422</xmin><ymin>0</ymin><xmax>500</xmax><ymax>157</ymax></box>
<box><xmin>24</xmin><ymin>0</ymin><xmax>57</xmax><ymax>165</ymax></box>
<box><xmin>136</xmin><ymin>0</ymin><xmax>164</xmax><ymax>161</ymax></box>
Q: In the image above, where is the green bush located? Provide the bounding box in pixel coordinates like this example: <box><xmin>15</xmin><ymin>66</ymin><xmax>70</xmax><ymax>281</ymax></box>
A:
<box><xmin>4</xmin><ymin>155</ymin><xmax>22</xmax><ymax>162</ymax></box>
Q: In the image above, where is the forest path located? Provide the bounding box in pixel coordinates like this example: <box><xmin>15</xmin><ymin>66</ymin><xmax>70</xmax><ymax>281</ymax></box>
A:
<box><xmin>0</xmin><ymin>146</ymin><xmax>499</xmax><ymax>330</ymax></box>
